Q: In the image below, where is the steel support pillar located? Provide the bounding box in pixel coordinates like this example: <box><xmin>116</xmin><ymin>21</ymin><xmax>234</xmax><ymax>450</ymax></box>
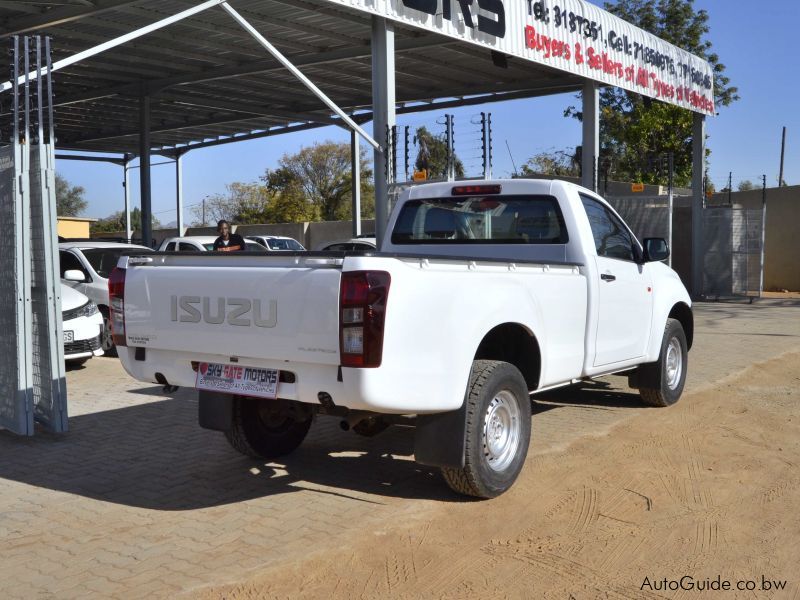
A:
<box><xmin>371</xmin><ymin>16</ymin><xmax>395</xmax><ymax>247</ymax></box>
<box><xmin>175</xmin><ymin>150</ymin><xmax>185</xmax><ymax>236</ymax></box>
<box><xmin>581</xmin><ymin>81</ymin><xmax>599</xmax><ymax>192</ymax></box>
<box><xmin>123</xmin><ymin>153</ymin><xmax>132</xmax><ymax>241</ymax></box>
<box><xmin>691</xmin><ymin>112</ymin><xmax>705</xmax><ymax>297</ymax></box>
<box><xmin>139</xmin><ymin>94</ymin><xmax>152</xmax><ymax>246</ymax></box>
<box><xmin>351</xmin><ymin>130</ymin><xmax>361</xmax><ymax>237</ymax></box>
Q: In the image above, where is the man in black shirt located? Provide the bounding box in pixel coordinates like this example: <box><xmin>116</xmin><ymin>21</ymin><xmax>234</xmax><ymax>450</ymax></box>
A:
<box><xmin>212</xmin><ymin>220</ymin><xmax>246</xmax><ymax>252</ymax></box>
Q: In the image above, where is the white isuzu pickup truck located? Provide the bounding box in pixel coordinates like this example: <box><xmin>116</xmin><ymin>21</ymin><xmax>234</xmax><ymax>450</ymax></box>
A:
<box><xmin>112</xmin><ymin>179</ymin><xmax>693</xmax><ymax>498</ymax></box>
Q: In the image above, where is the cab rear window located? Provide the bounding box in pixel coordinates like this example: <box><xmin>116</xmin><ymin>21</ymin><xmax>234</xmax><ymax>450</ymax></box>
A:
<box><xmin>391</xmin><ymin>195</ymin><xmax>568</xmax><ymax>245</ymax></box>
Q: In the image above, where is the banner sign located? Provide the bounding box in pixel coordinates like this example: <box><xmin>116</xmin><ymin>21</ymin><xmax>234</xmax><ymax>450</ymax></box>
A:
<box><xmin>324</xmin><ymin>0</ymin><xmax>715</xmax><ymax>115</ymax></box>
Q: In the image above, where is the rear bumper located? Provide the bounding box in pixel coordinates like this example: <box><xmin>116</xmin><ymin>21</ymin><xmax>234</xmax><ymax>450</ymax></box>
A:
<box><xmin>118</xmin><ymin>347</ymin><xmax>464</xmax><ymax>414</ymax></box>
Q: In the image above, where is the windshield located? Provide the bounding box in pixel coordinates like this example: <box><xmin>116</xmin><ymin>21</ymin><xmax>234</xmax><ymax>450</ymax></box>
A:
<box><xmin>82</xmin><ymin>247</ymin><xmax>153</xmax><ymax>278</ymax></box>
<box><xmin>267</xmin><ymin>239</ymin><xmax>304</xmax><ymax>251</ymax></box>
<box><xmin>391</xmin><ymin>195</ymin><xmax>568</xmax><ymax>245</ymax></box>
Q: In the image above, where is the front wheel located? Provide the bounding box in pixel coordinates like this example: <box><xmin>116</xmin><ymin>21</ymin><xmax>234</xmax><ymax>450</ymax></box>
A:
<box><xmin>225</xmin><ymin>397</ymin><xmax>312</xmax><ymax>459</ymax></box>
<box><xmin>100</xmin><ymin>310</ymin><xmax>117</xmax><ymax>357</ymax></box>
<box><xmin>441</xmin><ymin>360</ymin><xmax>531</xmax><ymax>499</ymax></box>
<box><xmin>638</xmin><ymin>318</ymin><xmax>688</xmax><ymax>407</ymax></box>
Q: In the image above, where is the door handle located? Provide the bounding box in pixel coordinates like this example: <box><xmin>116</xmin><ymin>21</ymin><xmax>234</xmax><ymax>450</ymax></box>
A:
<box><xmin>600</xmin><ymin>273</ymin><xmax>616</xmax><ymax>282</ymax></box>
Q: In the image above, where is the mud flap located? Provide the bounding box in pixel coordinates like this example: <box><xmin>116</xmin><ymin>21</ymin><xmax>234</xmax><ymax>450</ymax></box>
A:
<box><xmin>198</xmin><ymin>390</ymin><xmax>233</xmax><ymax>431</ymax></box>
<box><xmin>413</xmin><ymin>401</ymin><xmax>467</xmax><ymax>469</ymax></box>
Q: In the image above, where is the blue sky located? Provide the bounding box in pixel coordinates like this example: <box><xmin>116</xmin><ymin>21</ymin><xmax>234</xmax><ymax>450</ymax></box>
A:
<box><xmin>58</xmin><ymin>0</ymin><xmax>799</xmax><ymax>223</ymax></box>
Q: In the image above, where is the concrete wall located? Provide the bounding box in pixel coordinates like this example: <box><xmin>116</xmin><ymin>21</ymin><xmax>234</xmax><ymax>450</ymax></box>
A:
<box><xmin>709</xmin><ymin>186</ymin><xmax>799</xmax><ymax>292</ymax></box>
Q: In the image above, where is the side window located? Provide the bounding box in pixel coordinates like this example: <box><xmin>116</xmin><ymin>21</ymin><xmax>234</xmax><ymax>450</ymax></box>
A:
<box><xmin>59</xmin><ymin>251</ymin><xmax>89</xmax><ymax>279</ymax></box>
<box><xmin>579</xmin><ymin>195</ymin><xmax>635</xmax><ymax>261</ymax></box>
<box><xmin>178</xmin><ymin>243</ymin><xmax>196</xmax><ymax>252</ymax></box>
<box><xmin>165</xmin><ymin>242</ymin><xmax>176</xmax><ymax>251</ymax></box>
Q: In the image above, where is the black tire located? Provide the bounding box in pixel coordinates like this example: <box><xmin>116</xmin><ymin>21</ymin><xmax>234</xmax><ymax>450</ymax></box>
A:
<box><xmin>441</xmin><ymin>360</ymin><xmax>532</xmax><ymax>499</ymax></box>
<box><xmin>225</xmin><ymin>396</ymin><xmax>312</xmax><ymax>459</ymax></box>
<box><xmin>638</xmin><ymin>318</ymin><xmax>688</xmax><ymax>407</ymax></box>
<box><xmin>352</xmin><ymin>416</ymin><xmax>390</xmax><ymax>437</ymax></box>
<box><xmin>100</xmin><ymin>310</ymin><xmax>117</xmax><ymax>357</ymax></box>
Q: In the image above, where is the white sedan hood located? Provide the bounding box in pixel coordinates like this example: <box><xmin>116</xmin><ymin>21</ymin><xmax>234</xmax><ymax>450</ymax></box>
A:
<box><xmin>61</xmin><ymin>283</ymin><xmax>90</xmax><ymax>312</ymax></box>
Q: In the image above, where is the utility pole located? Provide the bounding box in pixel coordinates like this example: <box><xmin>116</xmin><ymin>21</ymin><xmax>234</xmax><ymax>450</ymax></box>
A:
<box><xmin>728</xmin><ymin>171</ymin><xmax>732</xmax><ymax>205</ymax></box>
<box><xmin>778</xmin><ymin>126</ymin><xmax>786</xmax><ymax>186</ymax></box>
<box><xmin>202</xmin><ymin>198</ymin><xmax>206</xmax><ymax>226</ymax></box>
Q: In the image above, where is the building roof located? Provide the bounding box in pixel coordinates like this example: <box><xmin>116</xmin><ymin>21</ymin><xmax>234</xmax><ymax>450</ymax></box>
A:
<box><xmin>57</xmin><ymin>216</ymin><xmax>98</xmax><ymax>223</ymax></box>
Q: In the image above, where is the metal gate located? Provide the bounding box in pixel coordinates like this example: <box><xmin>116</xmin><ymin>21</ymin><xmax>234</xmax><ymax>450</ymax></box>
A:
<box><xmin>702</xmin><ymin>206</ymin><xmax>765</xmax><ymax>299</ymax></box>
<box><xmin>0</xmin><ymin>36</ymin><xmax>67</xmax><ymax>435</ymax></box>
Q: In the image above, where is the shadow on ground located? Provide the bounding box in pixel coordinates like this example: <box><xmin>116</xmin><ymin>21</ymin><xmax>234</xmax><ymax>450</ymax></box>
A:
<box><xmin>0</xmin><ymin>382</ymin><xmax>644</xmax><ymax>510</ymax></box>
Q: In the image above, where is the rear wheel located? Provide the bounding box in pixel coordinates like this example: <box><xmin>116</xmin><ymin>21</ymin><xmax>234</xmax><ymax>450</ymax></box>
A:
<box><xmin>638</xmin><ymin>318</ymin><xmax>688</xmax><ymax>407</ymax></box>
<box><xmin>225</xmin><ymin>396</ymin><xmax>312</xmax><ymax>459</ymax></box>
<box><xmin>441</xmin><ymin>360</ymin><xmax>531</xmax><ymax>499</ymax></box>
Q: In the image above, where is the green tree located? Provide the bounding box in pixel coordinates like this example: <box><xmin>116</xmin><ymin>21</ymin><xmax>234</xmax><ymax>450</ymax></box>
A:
<box><xmin>92</xmin><ymin>207</ymin><xmax>160</xmax><ymax>234</ymax></box>
<box><xmin>413</xmin><ymin>126</ymin><xmax>464</xmax><ymax>180</ymax></box>
<box><xmin>737</xmin><ymin>180</ymin><xmax>755</xmax><ymax>192</ymax></box>
<box><xmin>521</xmin><ymin>149</ymin><xmax>580</xmax><ymax>178</ymax></box>
<box><xmin>565</xmin><ymin>0</ymin><xmax>738</xmax><ymax>187</ymax></box>
<box><xmin>264</xmin><ymin>141</ymin><xmax>374</xmax><ymax>222</ymax></box>
<box><xmin>56</xmin><ymin>174</ymin><xmax>87</xmax><ymax>216</ymax></box>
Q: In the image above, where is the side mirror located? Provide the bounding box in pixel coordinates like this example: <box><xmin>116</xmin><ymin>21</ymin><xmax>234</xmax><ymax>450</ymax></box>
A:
<box><xmin>643</xmin><ymin>238</ymin><xmax>670</xmax><ymax>263</ymax></box>
<box><xmin>64</xmin><ymin>269</ymin><xmax>87</xmax><ymax>282</ymax></box>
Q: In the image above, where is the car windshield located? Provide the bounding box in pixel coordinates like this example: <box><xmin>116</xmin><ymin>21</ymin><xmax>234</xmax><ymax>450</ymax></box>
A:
<box><xmin>267</xmin><ymin>239</ymin><xmax>304</xmax><ymax>251</ymax></box>
<box><xmin>391</xmin><ymin>195</ymin><xmax>568</xmax><ymax>245</ymax></box>
<box><xmin>81</xmin><ymin>247</ymin><xmax>152</xmax><ymax>278</ymax></box>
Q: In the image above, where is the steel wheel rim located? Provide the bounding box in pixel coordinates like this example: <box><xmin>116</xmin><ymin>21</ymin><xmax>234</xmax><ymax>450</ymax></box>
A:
<box><xmin>482</xmin><ymin>390</ymin><xmax>521</xmax><ymax>472</ymax></box>
<box><xmin>101</xmin><ymin>317</ymin><xmax>114</xmax><ymax>352</ymax></box>
<box><xmin>665</xmin><ymin>337</ymin><xmax>683</xmax><ymax>390</ymax></box>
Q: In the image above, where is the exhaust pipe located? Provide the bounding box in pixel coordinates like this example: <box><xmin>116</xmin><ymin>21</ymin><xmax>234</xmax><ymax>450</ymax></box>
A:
<box><xmin>339</xmin><ymin>411</ymin><xmax>371</xmax><ymax>431</ymax></box>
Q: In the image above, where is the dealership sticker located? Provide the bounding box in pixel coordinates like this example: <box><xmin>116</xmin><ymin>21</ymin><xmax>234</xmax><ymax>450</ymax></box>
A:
<box><xmin>195</xmin><ymin>362</ymin><xmax>279</xmax><ymax>399</ymax></box>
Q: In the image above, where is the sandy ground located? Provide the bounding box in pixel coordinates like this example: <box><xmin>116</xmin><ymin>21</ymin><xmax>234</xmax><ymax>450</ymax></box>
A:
<box><xmin>195</xmin><ymin>350</ymin><xmax>800</xmax><ymax>600</ymax></box>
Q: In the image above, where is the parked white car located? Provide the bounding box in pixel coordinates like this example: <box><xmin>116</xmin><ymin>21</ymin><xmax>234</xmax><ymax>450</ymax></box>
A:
<box><xmin>157</xmin><ymin>236</ymin><xmax>267</xmax><ymax>252</ymax></box>
<box><xmin>246</xmin><ymin>235</ymin><xmax>305</xmax><ymax>251</ymax></box>
<box><xmin>61</xmin><ymin>283</ymin><xmax>104</xmax><ymax>366</ymax></box>
<box><xmin>59</xmin><ymin>241</ymin><xmax>153</xmax><ymax>355</ymax></box>
<box><xmin>317</xmin><ymin>236</ymin><xmax>377</xmax><ymax>252</ymax></box>
<box><xmin>114</xmin><ymin>179</ymin><xmax>692</xmax><ymax>498</ymax></box>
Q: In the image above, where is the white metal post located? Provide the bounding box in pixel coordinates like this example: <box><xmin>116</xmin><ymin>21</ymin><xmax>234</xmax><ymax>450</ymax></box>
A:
<box><xmin>759</xmin><ymin>175</ymin><xmax>767</xmax><ymax>298</ymax></box>
<box><xmin>667</xmin><ymin>152</ymin><xmax>674</xmax><ymax>267</ymax></box>
<box><xmin>351</xmin><ymin>130</ymin><xmax>361</xmax><ymax>237</ymax></box>
<box><xmin>581</xmin><ymin>81</ymin><xmax>599</xmax><ymax>192</ymax></box>
<box><xmin>176</xmin><ymin>151</ymin><xmax>185</xmax><ymax>236</ymax></box>
<box><xmin>691</xmin><ymin>113</ymin><xmax>706</xmax><ymax>297</ymax></box>
<box><xmin>123</xmin><ymin>153</ymin><xmax>132</xmax><ymax>242</ymax></box>
<box><xmin>371</xmin><ymin>16</ymin><xmax>396</xmax><ymax>247</ymax></box>
<box><xmin>139</xmin><ymin>94</ymin><xmax>152</xmax><ymax>247</ymax></box>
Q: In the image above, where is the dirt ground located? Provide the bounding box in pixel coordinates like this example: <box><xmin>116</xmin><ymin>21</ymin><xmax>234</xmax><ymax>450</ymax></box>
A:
<box><xmin>196</xmin><ymin>350</ymin><xmax>800</xmax><ymax>600</ymax></box>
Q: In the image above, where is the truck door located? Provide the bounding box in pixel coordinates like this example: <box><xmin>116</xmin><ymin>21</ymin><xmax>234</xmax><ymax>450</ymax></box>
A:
<box><xmin>580</xmin><ymin>194</ymin><xmax>653</xmax><ymax>366</ymax></box>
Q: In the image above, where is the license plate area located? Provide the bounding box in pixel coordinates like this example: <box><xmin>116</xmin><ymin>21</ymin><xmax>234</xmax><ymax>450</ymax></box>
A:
<box><xmin>63</xmin><ymin>331</ymin><xmax>74</xmax><ymax>343</ymax></box>
<box><xmin>195</xmin><ymin>362</ymin><xmax>279</xmax><ymax>399</ymax></box>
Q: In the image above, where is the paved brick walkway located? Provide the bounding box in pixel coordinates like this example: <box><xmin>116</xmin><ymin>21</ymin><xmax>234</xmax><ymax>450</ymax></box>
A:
<box><xmin>1</xmin><ymin>301</ymin><xmax>799</xmax><ymax>599</ymax></box>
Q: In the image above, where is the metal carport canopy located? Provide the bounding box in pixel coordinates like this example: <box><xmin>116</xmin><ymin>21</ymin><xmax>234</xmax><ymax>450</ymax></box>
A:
<box><xmin>0</xmin><ymin>0</ymin><xmax>712</xmax><ymax>154</ymax></box>
<box><xmin>0</xmin><ymin>0</ymin><xmax>713</xmax><ymax>295</ymax></box>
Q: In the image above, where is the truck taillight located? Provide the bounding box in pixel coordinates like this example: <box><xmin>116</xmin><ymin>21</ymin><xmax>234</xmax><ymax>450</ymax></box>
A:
<box><xmin>339</xmin><ymin>271</ymin><xmax>390</xmax><ymax>368</ymax></box>
<box><xmin>108</xmin><ymin>267</ymin><xmax>127</xmax><ymax>347</ymax></box>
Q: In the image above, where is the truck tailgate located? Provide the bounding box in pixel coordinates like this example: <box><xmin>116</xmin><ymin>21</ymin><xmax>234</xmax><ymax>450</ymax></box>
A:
<box><xmin>122</xmin><ymin>257</ymin><xmax>341</xmax><ymax>365</ymax></box>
